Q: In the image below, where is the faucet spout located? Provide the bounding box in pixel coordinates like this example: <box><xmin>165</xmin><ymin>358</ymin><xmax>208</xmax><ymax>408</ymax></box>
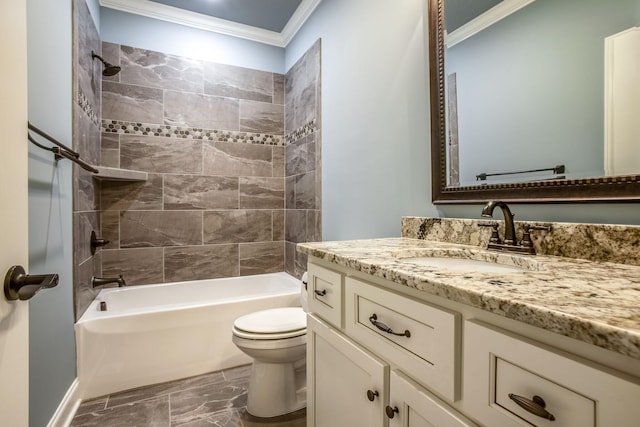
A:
<box><xmin>481</xmin><ymin>201</ymin><xmax>517</xmax><ymax>245</ymax></box>
<box><xmin>92</xmin><ymin>275</ymin><xmax>126</xmax><ymax>288</ymax></box>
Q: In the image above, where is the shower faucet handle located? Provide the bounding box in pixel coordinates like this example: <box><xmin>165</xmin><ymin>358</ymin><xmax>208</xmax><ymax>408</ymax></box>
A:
<box><xmin>90</xmin><ymin>230</ymin><xmax>110</xmax><ymax>255</ymax></box>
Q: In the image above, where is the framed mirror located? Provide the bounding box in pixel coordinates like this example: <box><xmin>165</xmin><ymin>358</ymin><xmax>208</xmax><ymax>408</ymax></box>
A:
<box><xmin>428</xmin><ymin>0</ymin><xmax>640</xmax><ymax>203</ymax></box>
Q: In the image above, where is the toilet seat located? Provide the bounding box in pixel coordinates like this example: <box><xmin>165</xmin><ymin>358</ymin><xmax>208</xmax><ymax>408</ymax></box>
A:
<box><xmin>233</xmin><ymin>307</ymin><xmax>306</xmax><ymax>340</ymax></box>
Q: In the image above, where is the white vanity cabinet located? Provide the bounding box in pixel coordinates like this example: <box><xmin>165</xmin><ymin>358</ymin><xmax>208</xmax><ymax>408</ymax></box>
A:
<box><xmin>306</xmin><ymin>262</ymin><xmax>473</xmax><ymax>427</ymax></box>
<box><xmin>305</xmin><ymin>260</ymin><xmax>640</xmax><ymax>427</ymax></box>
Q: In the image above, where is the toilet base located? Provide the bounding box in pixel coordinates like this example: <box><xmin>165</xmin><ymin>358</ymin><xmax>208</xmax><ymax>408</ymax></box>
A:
<box><xmin>246</xmin><ymin>360</ymin><xmax>306</xmax><ymax>418</ymax></box>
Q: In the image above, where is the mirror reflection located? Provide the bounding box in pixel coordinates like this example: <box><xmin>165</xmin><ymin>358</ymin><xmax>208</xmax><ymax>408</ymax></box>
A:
<box><xmin>443</xmin><ymin>0</ymin><xmax>640</xmax><ymax>188</ymax></box>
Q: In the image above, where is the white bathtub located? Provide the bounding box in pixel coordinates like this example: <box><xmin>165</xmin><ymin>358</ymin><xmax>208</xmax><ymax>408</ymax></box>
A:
<box><xmin>75</xmin><ymin>272</ymin><xmax>301</xmax><ymax>399</ymax></box>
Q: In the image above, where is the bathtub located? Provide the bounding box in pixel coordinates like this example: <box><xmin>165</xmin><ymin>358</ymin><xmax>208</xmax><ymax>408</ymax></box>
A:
<box><xmin>75</xmin><ymin>272</ymin><xmax>301</xmax><ymax>399</ymax></box>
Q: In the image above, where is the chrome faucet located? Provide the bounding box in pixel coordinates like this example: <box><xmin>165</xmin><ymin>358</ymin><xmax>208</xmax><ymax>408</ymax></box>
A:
<box><xmin>481</xmin><ymin>201</ymin><xmax>517</xmax><ymax>245</ymax></box>
<box><xmin>92</xmin><ymin>275</ymin><xmax>126</xmax><ymax>288</ymax></box>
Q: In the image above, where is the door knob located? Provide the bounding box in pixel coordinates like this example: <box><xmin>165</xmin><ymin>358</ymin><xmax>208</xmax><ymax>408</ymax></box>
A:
<box><xmin>4</xmin><ymin>265</ymin><xmax>59</xmax><ymax>301</ymax></box>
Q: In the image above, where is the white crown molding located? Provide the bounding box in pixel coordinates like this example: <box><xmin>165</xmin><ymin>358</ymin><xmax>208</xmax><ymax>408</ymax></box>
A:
<box><xmin>99</xmin><ymin>0</ymin><xmax>322</xmax><ymax>48</ymax></box>
<box><xmin>446</xmin><ymin>0</ymin><xmax>535</xmax><ymax>48</ymax></box>
<box><xmin>281</xmin><ymin>0</ymin><xmax>322</xmax><ymax>45</ymax></box>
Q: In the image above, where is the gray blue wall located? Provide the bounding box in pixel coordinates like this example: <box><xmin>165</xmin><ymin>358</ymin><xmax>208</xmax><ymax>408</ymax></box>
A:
<box><xmin>27</xmin><ymin>0</ymin><xmax>76</xmax><ymax>425</ymax></box>
<box><xmin>288</xmin><ymin>0</ymin><xmax>640</xmax><ymax>229</ymax></box>
<box><xmin>287</xmin><ymin>0</ymin><xmax>438</xmax><ymax>240</ymax></box>
<box><xmin>100</xmin><ymin>7</ymin><xmax>285</xmax><ymax>73</ymax></box>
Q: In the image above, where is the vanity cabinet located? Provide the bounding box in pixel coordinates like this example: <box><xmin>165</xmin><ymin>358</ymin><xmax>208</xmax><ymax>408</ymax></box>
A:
<box><xmin>306</xmin><ymin>259</ymin><xmax>640</xmax><ymax>427</ymax></box>
<box><xmin>306</xmin><ymin>262</ymin><xmax>473</xmax><ymax>427</ymax></box>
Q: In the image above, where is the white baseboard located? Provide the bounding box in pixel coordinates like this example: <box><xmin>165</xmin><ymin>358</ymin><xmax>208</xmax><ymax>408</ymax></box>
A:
<box><xmin>47</xmin><ymin>378</ymin><xmax>81</xmax><ymax>427</ymax></box>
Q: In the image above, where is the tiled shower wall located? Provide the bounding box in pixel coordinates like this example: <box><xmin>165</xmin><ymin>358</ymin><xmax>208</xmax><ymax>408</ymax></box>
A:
<box><xmin>97</xmin><ymin>42</ymin><xmax>288</xmax><ymax>289</ymax></box>
<box><xmin>72</xmin><ymin>0</ymin><xmax>322</xmax><ymax>318</ymax></box>
<box><xmin>284</xmin><ymin>40</ymin><xmax>322</xmax><ymax>278</ymax></box>
<box><xmin>72</xmin><ymin>0</ymin><xmax>103</xmax><ymax>319</ymax></box>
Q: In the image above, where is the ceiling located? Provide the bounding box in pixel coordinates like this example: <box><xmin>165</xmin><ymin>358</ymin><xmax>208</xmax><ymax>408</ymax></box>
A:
<box><xmin>99</xmin><ymin>0</ymin><xmax>322</xmax><ymax>47</ymax></box>
<box><xmin>148</xmin><ymin>0</ymin><xmax>302</xmax><ymax>33</ymax></box>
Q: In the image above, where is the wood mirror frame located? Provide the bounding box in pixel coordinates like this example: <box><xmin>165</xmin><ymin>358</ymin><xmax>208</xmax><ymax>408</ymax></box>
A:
<box><xmin>428</xmin><ymin>0</ymin><xmax>640</xmax><ymax>204</ymax></box>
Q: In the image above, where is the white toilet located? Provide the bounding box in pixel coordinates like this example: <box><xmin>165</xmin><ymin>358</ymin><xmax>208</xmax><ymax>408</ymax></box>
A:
<box><xmin>231</xmin><ymin>274</ymin><xmax>308</xmax><ymax>418</ymax></box>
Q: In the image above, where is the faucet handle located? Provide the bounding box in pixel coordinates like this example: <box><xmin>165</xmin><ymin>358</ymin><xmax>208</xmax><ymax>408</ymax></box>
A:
<box><xmin>520</xmin><ymin>224</ymin><xmax>551</xmax><ymax>248</ymax></box>
<box><xmin>478</xmin><ymin>222</ymin><xmax>502</xmax><ymax>244</ymax></box>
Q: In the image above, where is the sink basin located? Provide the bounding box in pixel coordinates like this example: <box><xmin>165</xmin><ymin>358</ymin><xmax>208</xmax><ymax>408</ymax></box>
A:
<box><xmin>391</xmin><ymin>248</ymin><xmax>544</xmax><ymax>274</ymax></box>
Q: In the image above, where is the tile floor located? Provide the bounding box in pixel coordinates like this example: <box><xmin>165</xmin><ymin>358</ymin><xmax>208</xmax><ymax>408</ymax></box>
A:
<box><xmin>70</xmin><ymin>365</ymin><xmax>306</xmax><ymax>426</ymax></box>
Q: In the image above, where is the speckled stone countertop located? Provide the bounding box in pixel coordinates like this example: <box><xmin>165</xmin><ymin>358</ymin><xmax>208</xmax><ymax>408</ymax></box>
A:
<box><xmin>297</xmin><ymin>237</ymin><xmax>640</xmax><ymax>360</ymax></box>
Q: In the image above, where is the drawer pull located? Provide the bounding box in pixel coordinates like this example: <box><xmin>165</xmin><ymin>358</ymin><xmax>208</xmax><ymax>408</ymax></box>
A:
<box><xmin>385</xmin><ymin>405</ymin><xmax>399</xmax><ymax>419</ymax></box>
<box><xmin>314</xmin><ymin>289</ymin><xmax>327</xmax><ymax>296</ymax></box>
<box><xmin>369</xmin><ymin>314</ymin><xmax>411</xmax><ymax>337</ymax></box>
<box><xmin>508</xmin><ymin>393</ymin><xmax>556</xmax><ymax>421</ymax></box>
<box><xmin>366</xmin><ymin>389</ymin><xmax>379</xmax><ymax>401</ymax></box>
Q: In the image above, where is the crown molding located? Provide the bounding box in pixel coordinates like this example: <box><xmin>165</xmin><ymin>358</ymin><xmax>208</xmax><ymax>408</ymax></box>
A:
<box><xmin>281</xmin><ymin>0</ymin><xmax>322</xmax><ymax>45</ymax></box>
<box><xmin>446</xmin><ymin>0</ymin><xmax>535</xmax><ymax>48</ymax></box>
<box><xmin>99</xmin><ymin>0</ymin><xmax>322</xmax><ymax>48</ymax></box>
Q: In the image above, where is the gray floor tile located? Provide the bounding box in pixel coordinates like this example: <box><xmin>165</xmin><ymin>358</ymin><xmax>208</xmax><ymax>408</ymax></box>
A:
<box><xmin>170</xmin><ymin>378</ymin><xmax>248</xmax><ymax>425</ymax></box>
<box><xmin>73</xmin><ymin>397</ymin><xmax>108</xmax><ymax>416</ymax></box>
<box><xmin>71</xmin><ymin>366</ymin><xmax>306</xmax><ymax>427</ymax></box>
<box><xmin>107</xmin><ymin>371</ymin><xmax>226</xmax><ymax>408</ymax></box>
<box><xmin>71</xmin><ymin>395</ymin><xmax>170</xmax><ymax>427</ymax></box>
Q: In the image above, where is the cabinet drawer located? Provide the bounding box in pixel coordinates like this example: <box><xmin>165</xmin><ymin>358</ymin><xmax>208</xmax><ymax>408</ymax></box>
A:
<box><xmin>495</xmin><ymin>357</ymin><xmax>594</xmax><ymax>426</ymax></box>
<box><xmin>464</xmin><ymin>320</ymin><xmax>640</xmax><ymax>427</ymax></box>
<box><xmin>307</xmin><ymin>263</ymin><xmax>343</xmax><ymax>328</ymax></box>
<box><xmin>345</xmin><ymin>277</ymin><xmax>460</xmax><ymax>401</ymax></box>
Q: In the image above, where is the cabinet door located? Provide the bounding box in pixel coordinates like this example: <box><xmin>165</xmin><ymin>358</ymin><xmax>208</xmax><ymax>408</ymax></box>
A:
<box><xmin>388</xmin><ymin>371</ymin><xmax>476</xmax><ymax>427</ymax></box>
<box><xmin>307</xmin><ymin>314</ymin><xmax>389</xmax><ymax>427</ymax></box>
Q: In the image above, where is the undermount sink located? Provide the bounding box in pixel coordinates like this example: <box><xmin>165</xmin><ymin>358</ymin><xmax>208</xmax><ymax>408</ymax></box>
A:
<box><xmin>391</xmin><ymin>248</ymin><xmax>545</xmax><ymax>274</ymax></box>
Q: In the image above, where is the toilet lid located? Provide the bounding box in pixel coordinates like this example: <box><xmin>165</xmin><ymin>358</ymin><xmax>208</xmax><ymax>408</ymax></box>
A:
<box><xmin>234</xmin><ymin>307</ymin><xmax>306</xmax><ymax>334</ymax></box>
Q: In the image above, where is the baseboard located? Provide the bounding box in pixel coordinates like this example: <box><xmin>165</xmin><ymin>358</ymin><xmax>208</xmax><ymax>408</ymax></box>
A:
<box><xmin>47</xmin><ymin>378</ymin><xmax>81</xmax><ymax>427</ymax></box>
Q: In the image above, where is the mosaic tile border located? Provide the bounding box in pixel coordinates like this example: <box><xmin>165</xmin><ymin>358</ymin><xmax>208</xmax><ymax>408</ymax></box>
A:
<box><xmin>101</xmin><ymin>120</ymin><xmax>284</xmax><ymax>146</ymax></box>
<box><xmin>285</xmin><ymin>120</ymin><xmax>318</xmax><ymax>145</ymax></box>
<box><xmin>75</xmin><ymin>89</ymin><xmax>99</xmax><ymax>127</ymax></box>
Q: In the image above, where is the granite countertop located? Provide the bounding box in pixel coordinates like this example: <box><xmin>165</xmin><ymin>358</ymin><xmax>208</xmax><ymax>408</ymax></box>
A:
<box><xmin>297</xmin><ymin>237</ymin><xmax>640</xmax><ymax>360</ymax></box>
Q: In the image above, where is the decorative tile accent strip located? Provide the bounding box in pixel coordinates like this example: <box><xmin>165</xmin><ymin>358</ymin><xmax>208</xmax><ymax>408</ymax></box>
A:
<box><xmin>285</xmin><ymin>119</ymin><xmax>318</xmax><ymax>145</ymax></box>
<box><xmin>76</xmin><ymin>89</ymin><xmax>99</xmax><ymax>127</ymax></box>
<box><xmin>101</xmin><ymin>119</ymin><xmax>283</xmax><ymax>146</ymax></box>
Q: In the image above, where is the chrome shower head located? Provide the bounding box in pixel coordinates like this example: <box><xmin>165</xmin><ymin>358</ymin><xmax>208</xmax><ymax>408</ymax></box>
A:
<box><xmin>91</xmin><ymin>50</ymin><xmax>121</xmax><ymax>77</ymax></box>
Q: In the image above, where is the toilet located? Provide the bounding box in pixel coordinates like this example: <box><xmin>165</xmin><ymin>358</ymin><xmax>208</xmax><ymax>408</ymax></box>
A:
<box><xmin>231</xmin><ymin>274</ymin><xmax>308</xmax><ymax>418</ymax></box>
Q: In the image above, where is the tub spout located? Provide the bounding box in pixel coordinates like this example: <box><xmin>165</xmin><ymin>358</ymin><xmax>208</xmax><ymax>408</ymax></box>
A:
<box><xmin>92</xmin><ymin>275</ymin><xmax>126</xmax><ymax>288</ymax></box>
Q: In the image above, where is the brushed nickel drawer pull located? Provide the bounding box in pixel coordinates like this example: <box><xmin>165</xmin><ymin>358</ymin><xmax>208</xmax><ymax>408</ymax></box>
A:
<box><xmin>314</xmin><ymin>289</ymin><xmax>327</xmax><ymax>296</ymax></box>
<box><xmin>508</xmin><ymin>393</ymin><xmax>556</xmax><ymax>421</ymax></box>
<box><xmin>369</xmin><ymin>314</ymin><xmax>411</xmax><ymax>337</ymax></box>
<box><xmin>366</xmin><ymin>389</ymin><xmax>379</xmax><ymax>402</ymax></box>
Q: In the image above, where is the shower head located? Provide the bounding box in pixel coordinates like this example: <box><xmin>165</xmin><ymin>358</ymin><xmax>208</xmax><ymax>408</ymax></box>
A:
<box><xmin>91</xmin><ymin>51</ymin><xmax>121</xmax><ymax>77</ymax></box>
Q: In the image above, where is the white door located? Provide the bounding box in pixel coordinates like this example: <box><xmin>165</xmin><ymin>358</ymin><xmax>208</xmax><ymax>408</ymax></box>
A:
<box><xmin>604</xmin><ymin>27</ymin><xmax>640</xmax><ymax>176</ymax></box>
<box><xmin>0</xmin><ymin>0</ymin><xmax>30</xmax><ymax>425</ymax></box>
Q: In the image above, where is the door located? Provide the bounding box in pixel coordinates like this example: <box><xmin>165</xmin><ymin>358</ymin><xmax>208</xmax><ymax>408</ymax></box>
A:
<box><xmin>604</xmin><ymin>27</ymin><xmax>640</xmax><ymax>176</ymax></box>
<box><xmin>0</xmin><ymin>0</ymin><xmax>30</xmax><ymax>425</ymax></box>
<box><xmin>307</xmin><ymin>314</ymin><xmax>388</xmax><ymax>427</ymax></box>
